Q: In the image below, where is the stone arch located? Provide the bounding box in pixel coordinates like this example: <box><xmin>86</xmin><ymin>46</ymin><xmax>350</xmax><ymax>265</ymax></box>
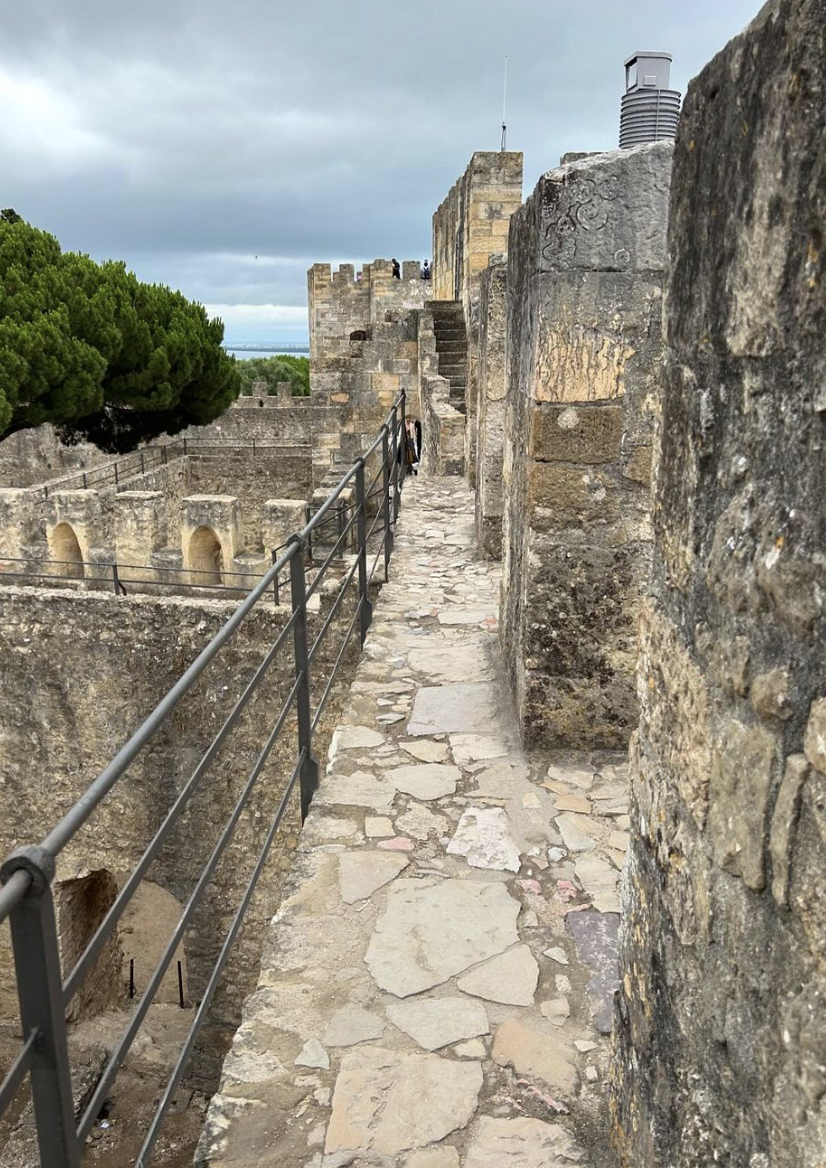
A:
<box><xmin>189</xmin><ymin>525</ymin><xmax>224</xmax><ymax>585</ymax></box>
<box><xmin>350</xmin><ymin>329</ymin><xmax>367</xmax><ymax>341</ymax></box>
<box><xmin>54</xmin><ymin>869</ymin><xmax>123</xmax><ymax>1022</ymax></box>
<box><xmin>50</xmin><ymin>522</ymin><xmax>85</xmax><ymax>579</ymax></box>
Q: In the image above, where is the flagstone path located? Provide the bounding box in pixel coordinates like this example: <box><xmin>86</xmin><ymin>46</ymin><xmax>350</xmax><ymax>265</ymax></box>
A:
<box><xmin>198</xmin><ymin>476</ymin><xmax>628</xmax><ymax>1168</ymax></box>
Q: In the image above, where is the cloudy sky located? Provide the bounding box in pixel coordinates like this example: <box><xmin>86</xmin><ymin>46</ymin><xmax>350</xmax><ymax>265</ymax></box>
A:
<box><xmin>3</xmin><ymin>0</ymin><xmax>759</xmax><ymax>342</ymax></box>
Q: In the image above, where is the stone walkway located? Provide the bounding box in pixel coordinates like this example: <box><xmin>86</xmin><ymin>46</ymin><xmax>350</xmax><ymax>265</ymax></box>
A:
<box><xmin>198</xmin><ymin>476</ymin><xmax>628</xmax><ymax>1168</ymax></box>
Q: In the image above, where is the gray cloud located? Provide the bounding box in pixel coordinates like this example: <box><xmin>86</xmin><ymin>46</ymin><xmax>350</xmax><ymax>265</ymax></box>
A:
<box><xmin>2</xmin><ymin>0</ymin><xmax>759</xmax><ymax>338</ymax></box>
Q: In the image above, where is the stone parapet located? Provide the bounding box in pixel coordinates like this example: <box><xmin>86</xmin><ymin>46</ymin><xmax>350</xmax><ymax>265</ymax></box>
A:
<box><xmin>500</xmin><ymin>141</ymin><xmax>672</xmax><ymax>750</ymax></box>
<box><xmin>421</xmin><ymin>377</ymin><xmax>465</xmax><ymax>477</ymax></box>
<box><xmin>475</xmin><ymin>255</ymin><xmax>508</xmax><ymax>558</ymax></box>
<box><xmin>613</xmin><ymin>4</ymin><xmax>826</xmax><ymax>1165</ymax></box>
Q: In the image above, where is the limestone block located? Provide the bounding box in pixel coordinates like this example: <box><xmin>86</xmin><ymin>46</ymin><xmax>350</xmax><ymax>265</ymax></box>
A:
<box><xmin>261</xmin><ymin>498</ymin><xmax>308</xmax><ymax>553</ymax></box>
<box><xmin>528</xmin><ymin>404</ymin><xmax>623</xmax><ymax>465</ymax></box>
<box><xmin>114</xmin><ymin>491</ymin><xmax>165</xmax><ymax>569</ymax></box>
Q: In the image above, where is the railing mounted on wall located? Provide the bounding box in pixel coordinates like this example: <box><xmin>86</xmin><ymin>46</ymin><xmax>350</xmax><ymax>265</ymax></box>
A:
<box><xmin>0</xmin><ymin>392</ymin><xmax>408</xmax><ymax>1168</ymax></box>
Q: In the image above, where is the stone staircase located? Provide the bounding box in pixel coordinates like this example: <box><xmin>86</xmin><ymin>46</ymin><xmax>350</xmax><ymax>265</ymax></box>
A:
<box><xmin>432</xmin><ymin>300</ymin><xmax>468</xmax><ymax>414</ymax></box>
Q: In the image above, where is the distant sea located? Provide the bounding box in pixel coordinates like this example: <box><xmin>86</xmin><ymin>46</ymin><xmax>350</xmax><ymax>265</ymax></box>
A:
<box><xmin>224</xmin><ymin>342</ymin><xmax>309</xmax><ymax>361</ymax></box>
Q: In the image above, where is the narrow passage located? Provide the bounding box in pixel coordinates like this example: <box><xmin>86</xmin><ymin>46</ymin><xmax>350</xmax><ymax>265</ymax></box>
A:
<box><xmin>199</xmin><ymin>475</ymin><xmax>628</xmax><ymax>1168</ymax></box>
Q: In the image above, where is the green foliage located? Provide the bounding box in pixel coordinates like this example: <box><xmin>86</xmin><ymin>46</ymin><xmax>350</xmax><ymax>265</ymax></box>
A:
<box><xmin>0</xmin><ymin>213</ymin><xmax>241</xmax><ymax>452</ymax></box>
<box><xmin>236</xmin><ymin>354</ymin><xmax>310</xmax><ymax>398</ymax></box>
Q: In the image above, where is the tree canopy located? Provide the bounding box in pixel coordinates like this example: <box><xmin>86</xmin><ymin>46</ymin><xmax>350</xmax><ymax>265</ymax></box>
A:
<box><xmin>236</xmin><ymin>353</ymin><xmax>310</xmax><ymax>397</ymax></box>
<box><xmin>0</xmin><ymin>211</ymin><xmax>241</xmax><ymax>452</ymax></box>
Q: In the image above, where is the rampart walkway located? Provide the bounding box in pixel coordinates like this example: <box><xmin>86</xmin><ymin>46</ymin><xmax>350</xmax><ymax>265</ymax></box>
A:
<box><xmin>198</xmin><ymin>475</ymin><xmax>628</xmax><ymax>1168</ymax></box>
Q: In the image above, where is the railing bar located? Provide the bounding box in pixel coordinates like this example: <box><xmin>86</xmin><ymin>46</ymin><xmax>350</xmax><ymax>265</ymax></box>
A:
<box><xmin>367</xmin><ymin>539</ymin><xmax>386</xmax><ymax>587</ymax></box>
<box><xmin>0</xmin><ymin>1027</ymin><xmax>36</xmax><ymax>1118</ymax></box>
<box><xmin>304</xmin><ymin>508</ymin><xmax>360</xmax><ymax>603</ymax></box>
<box><xmin>0</xmin><ymin>869</ymin><xmax>32</xmax><ymax>927</ymax></box>
<box><xmin>62</xmin><ymin>611</ymin><xmax>299</xmax><ymax>1004</ymax></box>
<box><xmin>311</xmin><ymin>598</ymin><xmax>363</xmax><ymax>733</ymax></box>
<box><xmin>134</xmin><ymin>752</ymin><xmax>304</xmax><ymax>1168</ymax></box>
<box><xmin>76</xmin><ymin>671</ymin><xmax>303</xmax><ymax>1142</ymax></box>
<box><xmin>307</xmin><ymin>556</ymin><xmax>360</xmax><ymax>665</ymax></box>
<box><xmin>365</xmin><ymin>506</ymin><xmax>387</xmax><ymax>542</ymax></box>
<box><xmin>41</xmin><ymin>543</ymin><xmax>299</xmax><ymax>858</ymax></box>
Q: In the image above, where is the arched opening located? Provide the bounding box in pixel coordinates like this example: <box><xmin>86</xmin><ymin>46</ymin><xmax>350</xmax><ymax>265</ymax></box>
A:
<box><xmin>50</xmin><ymin>522</ymin><xmax>84</xmax><ymax>579</ymax></box>
<box><xmin>349</xmin><ymin>329</ymin><xmax>367</xmax><ymax>342</ymax></box>
<box><xmin>119</xmin><ymin>882</ymin><xmax>189</xmax><ymax>1007</ymax></box>
<box><xmin>189</xmin><ymin>525</ymin><xmax>223</xmax><ymax>585</ymax></box>
<box><xmin>55</xmin><ymin>869</ymin><xmax>123</xmax><ymax>1022</ymax></box>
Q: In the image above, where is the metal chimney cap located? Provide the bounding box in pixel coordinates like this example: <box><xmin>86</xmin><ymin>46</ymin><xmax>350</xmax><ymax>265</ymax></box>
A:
<box><xmin>623</xmin><ymin>50</ymin><xmax>673</xmax><ymax>66</ymax></box>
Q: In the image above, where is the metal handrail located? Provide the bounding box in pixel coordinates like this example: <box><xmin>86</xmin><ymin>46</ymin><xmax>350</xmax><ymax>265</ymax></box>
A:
<box><xmin>0</xmin><ymin>389</ymin><xmax>408</xmax><ymax>1168</ymax></box>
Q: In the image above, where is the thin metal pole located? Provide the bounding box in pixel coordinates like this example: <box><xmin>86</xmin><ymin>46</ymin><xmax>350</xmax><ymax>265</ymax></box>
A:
<box><xmin>3</xmin><ymin>852</ymin><xmax>81</xmax><ymax>1168</ymax></box>
<box><xmin>114</xmin><ymin>462</ymin><xmax>119</xmax><ymax>486</ymax></box>
<box><xmin>129</xmin><ymin>958</ymin><xmax>135</xmax><ymax>999</ymax></box>
<box><xmin>177</xmin><ymin>961</ymin><xmax>185</xmax><ymax>1009</ymax></box>
<box><xmin>390</xmin><ymin>404</ymin><xmax>400</xmax><ymax>523</ymax></box>
<box><xmin>354</xmin><ymin>460</ymin><xmax>373</xmax><ymax>645</ymax></box>
<box><xmin>381</xmin><ymin>426</ymin><xmax>393</xmax><ymax>581</ymax></box>
<box><xmin>140</xmin><ymin>452</ymin><xmax>145</xmax><ymax>474</ymax></box>
<box><xmin>288</xmin><ymin>541</ymin><xmax>319</xmax><ymax>821</ymax></box>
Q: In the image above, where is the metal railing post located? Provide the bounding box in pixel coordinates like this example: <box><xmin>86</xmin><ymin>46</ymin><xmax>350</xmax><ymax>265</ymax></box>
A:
<box><xmin>1</xmin><ymin>849</ymin><xmax>81</xmax><ymax>1168</ymax></box>
<box><xmin>114</xmin><ymin>462</ymin><xmax>119</xmax><ymax>486</ymax></box>
<box><xmin>390</xmin><ymin>404</ymin><xmax>400</xmax><ymax>523</ymax></box>
<box><xmin>397</xmin><ymin>390</ymin><xmax>407</xmax><ymax>510</ymax></box>
<box><xmin>381</xmin><ymin>426</ymin><xmax>394</xmax><ymax>580</ymax></box>
<box><xmin>354</xmin><ymin>459</ymin><xmax>373</xmax><ymax>644</ymax></box>
<box><xmin>288</xmin><ymin>541</ymin><xmax>319</xmax><ymax>821</ymax></box>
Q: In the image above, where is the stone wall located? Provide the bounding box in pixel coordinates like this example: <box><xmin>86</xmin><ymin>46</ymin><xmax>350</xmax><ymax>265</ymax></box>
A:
<box><xmin>475</xmin><ymin>255</ymin><xmax>508</xmax><ymax>557</ymax></box>
<box><xmin>0</xmin><ymin>426</ymin><xmax>111</xmax><ymax>488</ymax></box>
<box><xmin>188</xmin><ymin>398</ymin><xmax>313</xmax><ymax>448</ymax></box>
<box><xmin>0</xmin><ymin>578</ymin><xmax>356</xmax><ymax>1089</ymax></box>
<box><xmin>432</xmin><ymin>152</ymin><xmax>523</xmax><ymax>481</ymax></box>
<box><xmin>308</xmin><ymin>260</ymin><xmax>431</xmax><ymax>360</ymax></box>
<box><xmin>0</xmin><ymin>448</ymin><xmax>314</xmax><ymax>584</ymax></box>
<box><xmin>613</xmin><ymin>4</ymin><xmax>826</xmax><ymax>1165</ymax></box>
<box><xmin>308</xmin><ymin>267</ymin><xmax>428</xmax><ymax>483</ymax></box>
<box><xmin>500</xmin><ymin>142</ymin><xmax>672</xmax><ymax>750</ymax></box>
<box><xmin>421</xmin><ymin>376</ymin><xmax>465</xmax><ymax>477</ymax></box>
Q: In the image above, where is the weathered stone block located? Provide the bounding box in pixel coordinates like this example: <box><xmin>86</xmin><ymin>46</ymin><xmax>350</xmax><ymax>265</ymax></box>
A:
<box><xmin>500</xmin><ymin>141</ymin><xmax>671</xmax><ymax>752</ymax></box>
<box><xmin>528</xmin><ymin>404</ymin><xmax>623</xmax><ymax>464</ymax></box>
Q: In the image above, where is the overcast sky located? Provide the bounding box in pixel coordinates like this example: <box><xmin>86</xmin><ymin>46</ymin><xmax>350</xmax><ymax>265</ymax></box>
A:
<box><xmin>3</xmin><ymin>0</ymin><xmax>759</xmax><ymax>342</ymax></box>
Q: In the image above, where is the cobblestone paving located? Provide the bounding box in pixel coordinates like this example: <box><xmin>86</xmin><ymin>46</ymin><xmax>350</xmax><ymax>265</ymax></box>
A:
<box><xmin>199</xmin><ymin>476</ymin><xmax>627</xmax><ymax>1168</ymax></box>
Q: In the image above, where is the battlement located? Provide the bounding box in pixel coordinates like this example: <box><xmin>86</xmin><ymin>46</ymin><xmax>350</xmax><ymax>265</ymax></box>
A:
<box><xmin>308</xmin><ymin>258</ymin><xmax>433</xmax><ymax>359</ymax></box>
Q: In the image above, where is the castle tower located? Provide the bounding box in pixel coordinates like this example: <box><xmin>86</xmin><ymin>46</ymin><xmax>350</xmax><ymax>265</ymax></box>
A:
<box><xmin>619</xmin><ymin>51</ymin><xmax>681</xmax><ymax>148</ymax></box>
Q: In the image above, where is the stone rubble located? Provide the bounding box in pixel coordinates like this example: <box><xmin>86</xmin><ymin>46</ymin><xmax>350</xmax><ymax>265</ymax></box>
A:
<box><xmin>198</xmin><ymin>477</ymin><xmax>628</xmax><ymax>1168</ymax></box>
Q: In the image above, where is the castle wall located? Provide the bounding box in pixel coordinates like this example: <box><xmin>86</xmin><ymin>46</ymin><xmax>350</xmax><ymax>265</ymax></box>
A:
<box><xmin>308</xmin><ymin>263</ymin><xmax>429</xmax><ymax>482</ymax></box>
<box><xmin>0</xmin><ymin>426</ymin><xmax>111</xmax><ymax>488</ymax></box>
<box><xmin>432</xmin><ymin>152</ymin><xmax>523</xmax><ymax>482</ymax></box>
<box><xmin>0</xmin><ymin>577</ymin><xmax>358</xmax><ymax>1089</ymax></box>
<box><xmin>475</xmin><ymin>255</ymin><xmax>508</xmax><ymax>557</ymax></box>
<box><xmin>613</xmin><ymin>4</ymin><xmax>826</xmax><ymax>1164</ymax></box>
<box><xmin>500</xmin><ymin>142</ymin><xmax>671</xmax><ymax>750</ymax></box>
<box><xmin>188</xmin><ymin>399</ymin><xmax>313</xmax><ymax>448</ymax></box>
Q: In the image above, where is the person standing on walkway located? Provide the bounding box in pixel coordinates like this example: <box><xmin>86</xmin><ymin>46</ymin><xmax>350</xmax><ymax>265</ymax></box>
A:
<box><xmin>392</xmin><ymin>258</ymin><xmax>401</xmax><ymax>279</ymax></box>
<box><xmin>405</xmin><ymin>418</ymin><xmax>419</xmax><ymax>476</ymax></box>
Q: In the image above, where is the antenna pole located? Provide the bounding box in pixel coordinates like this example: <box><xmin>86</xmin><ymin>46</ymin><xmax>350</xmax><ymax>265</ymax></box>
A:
<box><xmin>500</xmin><ymin>56</ymin><xmax>508</xmax><ymax>152</ymax></box>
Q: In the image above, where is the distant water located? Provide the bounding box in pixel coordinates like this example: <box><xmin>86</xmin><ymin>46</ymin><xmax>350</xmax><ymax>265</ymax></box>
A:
<box><xmin>224</xmin><ymin>343</ymin><xmax>309</xmax><ymax>361</ymax></box>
